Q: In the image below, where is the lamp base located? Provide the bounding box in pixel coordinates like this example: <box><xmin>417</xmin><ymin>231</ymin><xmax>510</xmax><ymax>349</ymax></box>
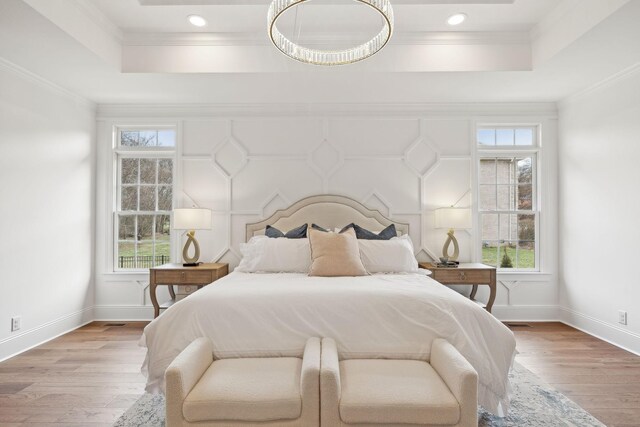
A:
<box><xmin>182</xmin><ymin>230</ymin><xmax>201</xmax><ymax>265</ymax></box>
<box><xmin>442</xmin><ymin>228</ymin><xmax>460</xmax><ymax>262</ymax></box>
<box><xmin>182</xmin><ymin>262</ymin><xmax>202</xmax><ymax>267</ymax></box>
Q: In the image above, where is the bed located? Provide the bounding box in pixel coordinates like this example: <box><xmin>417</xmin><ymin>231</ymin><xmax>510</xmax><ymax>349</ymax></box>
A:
<box><xmin>140</xmin><ymin>195</ymin><xmax>516</xmax><ymax>415</ymax></box>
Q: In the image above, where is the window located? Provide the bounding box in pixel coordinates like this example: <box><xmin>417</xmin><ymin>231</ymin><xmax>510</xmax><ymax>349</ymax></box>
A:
<box><xmin>114</xmin><ymin>127</ymin><xmax>176</xmax><ymax>270</ymax></box>
<box><xmin>477</xmin><ymin>126</ymin><xmax>539</xmax><ymax>271</ymax></box>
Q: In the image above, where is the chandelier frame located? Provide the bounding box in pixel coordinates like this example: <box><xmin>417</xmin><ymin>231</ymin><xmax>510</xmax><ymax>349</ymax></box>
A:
<box><xmin>267</xmin><ymin>0</ymin><xmax>394</xmax><ymax>66</ymax></box>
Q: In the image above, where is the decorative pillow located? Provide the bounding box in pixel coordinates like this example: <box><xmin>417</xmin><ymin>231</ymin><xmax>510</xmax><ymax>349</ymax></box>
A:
<box><xmin>265</xmin><ymin>223</ymin><xmax>308</xmax><ymax>239</ymax></box>
<box><xmin>358</xmin><ymin>235</ymin><xmax>419</xmax><ymax>274</ymax></box>
<box><xmin>311</xmin><ymin>224</ymin><xmax>329</xmax><ymax>232</ymax></box>
<box><xmin>308</xmin><ymin>228</ymin><xmax>367</xmax><ymax>277</ymax></box>
<box><xmin>340</xmin><ymin>223</ymin><xmax>397</xmax><ymax>240</ymax></box>
<box><xmin>236</xmin><ymin>236</ymin><xmax>311</xmax><ymax>273</ymax></box>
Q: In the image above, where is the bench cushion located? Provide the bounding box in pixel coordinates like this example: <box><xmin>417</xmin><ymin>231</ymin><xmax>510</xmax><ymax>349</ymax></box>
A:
<box><xmin>338</xmin><ymin>359</ymin><xmax>461</xmax><ymax>425</ymax></box>
<box><xmin>183</xmin><ymin>357</ymin><xmax>302</xmax><ymax>422</ymax></box>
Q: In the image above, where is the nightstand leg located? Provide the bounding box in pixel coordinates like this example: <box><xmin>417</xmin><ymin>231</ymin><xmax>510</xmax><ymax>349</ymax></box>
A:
<box><xmin>470</xmin><ymin>284</ymin><xmax>478</xmax><ymax>300</ymax></box>
<box><xmin>486</xmin><ymin>271</ymin><xmax>497</xmax><ymax>313</ymax></box>
<box><xmin>168</xmin><ymin>285</ymin><xmax>176</xmax><ymax>300</ymax></box>
<box><xmin>150</xmin><ymin>281</ymin><xmax>160</xmax><ymax>318</ymax></box>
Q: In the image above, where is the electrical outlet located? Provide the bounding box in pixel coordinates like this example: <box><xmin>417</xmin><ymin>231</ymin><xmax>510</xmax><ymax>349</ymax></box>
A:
<box><xmin>11</xmin><ymin>316</ymin><xmax>21</xmax><ymax>332</ymax></box>
<box><xmin>618</xmin><ymin>310</ymin><xmax>627</xmax><ymax>325</ymax></box>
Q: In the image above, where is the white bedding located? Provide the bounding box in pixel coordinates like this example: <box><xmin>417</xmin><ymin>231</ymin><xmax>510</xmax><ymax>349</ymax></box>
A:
<box><xmin>141</xmin><ymin>271</ymin><xmax>516</xmax><ymax>415</ymax></box>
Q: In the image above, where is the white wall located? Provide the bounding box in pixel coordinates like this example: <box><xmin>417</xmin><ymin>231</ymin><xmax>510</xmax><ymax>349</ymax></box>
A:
<box><xmin>0</xmin><ymin>60</ymin><xmax>96</xmax><ymax>360</ymax></box>
<box><xmin>95</xmin><ymin>105</ymin><xmax>558</xmax><ymax>322</ymax></box>
<box><xmin>559</xmin><ymin>67</ymin><xmax>640</xmax><ymax>354</ymax></box>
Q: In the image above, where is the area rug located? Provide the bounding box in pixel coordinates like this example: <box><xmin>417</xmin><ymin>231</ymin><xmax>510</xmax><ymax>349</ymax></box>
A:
<box><xmin>114</xmin><ymin>362</ymin><xmax>604</xmax><ymax>427</ymax></box>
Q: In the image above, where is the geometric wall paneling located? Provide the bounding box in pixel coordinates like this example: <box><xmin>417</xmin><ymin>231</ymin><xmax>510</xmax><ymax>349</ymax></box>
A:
<box><xmin>181</xmin><ymin>159</ymin><xmax>229</xmax><ymax>211</ymax></box>
<box><xmin>231</xmin><ymin>214</ymin><xmax>260</xmax><ymax>244</ymax></box>
<box><xmin>232</xmin><ymin>159</ymin><xmax>323</xmax><ymax>212</ymax></box>
<box><xmin>327</xmin><ymin>119</ymin><xmax>421</xmax><ymax>157</ymax></box>
<box><xmin>404</xmin><ymin>135</ymin><xmax>439</xmax><ymax>177</ymax></box>
<box><xmin>95</xmin><ymin>108</ymin><xmax>559</xmax><ymax>322</ymax></box>
<box><xmin>260</xmin><ymin>191</ymin><xmax>292</xmax><ymax>218</ymax></box>
<box><xmin>329</xmin><ymin>158</ymin><xmax>421</xmax><ymax>214</ymax></box>
<box><xmin>308</xmin><ymin>138</ymin><xmax>343</xmax><ymax>193</ymax></box>
<box><xmin>362</xmin><ymin>191</ymin><xmax>392</xmax><ymax>217</ymax></box>
<box><xmin>422</xmin><ymin>157</ymin><xmax>471</xmax><ymax>209</ymax></box>
<box><xmin>211</xmin><ymin>133</ymin><xmax>248</xmax><ymax>178</ymax></box>
<box><xmin>422</xmin><ymin>119</ymin><xmax>471</xmax><ymax>156</ymax></box>
<box><xmin>389</xmin><ymin>213</ymin><xmax>422</xmax><ymax>253</ymax></box>
<box><xmin>505</xmin><ymin>281</ymin><xmax>557</xmax><ymax>306</ymax></box>
<box><xmin>415</xmin><ymin>248</ymin><xmax>432</xmax><ymax>262</ymax></box>
<box><xmin>182</xmin><ymin>120</ymin><xmax>229</xmax><ymax>156</ymax></box>
<box><xmin>233</xmin><ymin>119</ymin><xmax>323</xmax><ymax>156</ymax></box>
<box><xmin>193</xmin><ymin>213</ymin><xmax>229</xmax><ymax>264</ymax></box>
<box><xmin>217</xmin><ymin>248</ymin><xmax>242</xmax><ymax>267</ymax></box>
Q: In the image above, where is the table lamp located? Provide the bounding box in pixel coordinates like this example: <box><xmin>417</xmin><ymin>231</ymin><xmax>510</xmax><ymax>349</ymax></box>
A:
<box><xmin>173</xmin><ymin>208</ymin><xmax>212</xmax><ymax>266</ymax></box>
<box><xmin>434</xmin><ymin>207</ymin><xmax>472</xmax><ymax>262</ymax></box>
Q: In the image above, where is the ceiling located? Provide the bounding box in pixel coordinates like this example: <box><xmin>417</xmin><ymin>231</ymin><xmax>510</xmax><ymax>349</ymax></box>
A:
<box><xmin>0</xmin><ymin>0</ymin><xmax>638</xmax><ymax>105</ymax></box>
<box><xmin>91</xmin><ymin>0</ymin><xmax>557</xmax><ymax>33</ymax></box>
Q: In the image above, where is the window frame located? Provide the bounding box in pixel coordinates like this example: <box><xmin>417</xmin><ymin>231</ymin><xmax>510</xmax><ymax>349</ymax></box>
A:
<box><xmin>475</xmin><ymin>124</ymin><xmax>542</xmax><ymax>273</ymax></box>
<box><xmin>112</xmin><ymin>125</ymin><xmax>177</xmax><ymax>273</ymax></box>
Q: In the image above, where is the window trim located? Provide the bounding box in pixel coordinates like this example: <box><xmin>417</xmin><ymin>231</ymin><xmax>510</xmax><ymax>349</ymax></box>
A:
<box><xmin>476</xmin><ymin>125</ymin><xmax>538</xmax><ymax>150</ymax></box>
<box><xmin>475</xmin><ymin>124</ymin><xmax>542</xmax><ymax>273</ymax></box>
<box><xmin>111</xmin><ymin>125</ymin><xmax>177</xmax><ymax>273</ymax></box>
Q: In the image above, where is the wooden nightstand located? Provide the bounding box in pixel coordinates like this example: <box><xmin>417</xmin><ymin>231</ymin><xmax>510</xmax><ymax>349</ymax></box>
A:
<box><xmin>149</xmin><ymin>263</ymin><xmax>229</xmax><ymax>318</ymax></box>
<box><xmin>419</xmin><ymin>262</ymin><xmax>496</xmax><ymax>313</ymax></box>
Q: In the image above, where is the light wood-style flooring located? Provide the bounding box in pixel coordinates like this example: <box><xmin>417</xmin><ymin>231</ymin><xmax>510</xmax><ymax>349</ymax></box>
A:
<box><xmin>0</xmin><ymin>321</ymin><xmax>638</xmax><ymax>426</ymax></box>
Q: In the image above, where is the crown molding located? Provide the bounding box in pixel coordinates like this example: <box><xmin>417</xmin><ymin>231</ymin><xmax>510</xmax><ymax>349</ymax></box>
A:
<box><xmin>97</xmin><ymin>102</ymin><xmax>557</xmax><ymax>119</ymax></box>
<box><xmin>0</xmin><ymin>58</ymin><xmax>96</xmax><ymax>111</ymax></box>
<box><xmin>559</xmin><ymin>61</ymin><xmax>640</xmax><ymax>109</ymax></box>
<box><xmin>139</xmin><ymin>0</ymin><xmax>514</xmax><ymax>4</ymax></box>
<box><xmin>123</xmin><ymin>31</ymin><xmax>530</xmax><ymax>47</ymax></box>
<box><xmin>73</xmin><ymin>0</ymin><xmax>123</xmax><ymax>42</ymax></box>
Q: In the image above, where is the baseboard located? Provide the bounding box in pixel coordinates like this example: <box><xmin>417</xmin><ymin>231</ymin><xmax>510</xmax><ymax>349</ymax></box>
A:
<box><xmin>559</xmin><ymin>306</ymin><xmax>640</xmax><ymax>356</ymax></box>
<box><xmin>94</xmin><ymin>304</ymin><xmax>155</xmax><ymax>321</ymax></box>
<box><xmin>0</xmin><ymin>306</ymin><xmax>94</xmax><ymax>362</ymax></box>
<box><xmin>492</xmin><ymin>305</ymin><xmax>560</xmax><ymax>322</ymax></box>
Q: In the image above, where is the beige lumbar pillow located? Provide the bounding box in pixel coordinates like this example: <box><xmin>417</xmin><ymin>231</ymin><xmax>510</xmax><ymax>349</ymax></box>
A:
<box><xmin>308</xmin><ymin>228</ymin><xmax>367</xmax><ymax>277</ymax></box>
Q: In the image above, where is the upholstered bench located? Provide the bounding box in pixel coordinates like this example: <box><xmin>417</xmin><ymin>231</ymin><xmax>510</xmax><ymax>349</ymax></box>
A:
<box><xmin>320</xmin><ymin>338</ymin><xmax>478</xmax><ymax>427</ymax></box>
<box><xmin>165</xmin><ymin>337</ymin><xmax>321</xmax><ymax>427</ymax></box>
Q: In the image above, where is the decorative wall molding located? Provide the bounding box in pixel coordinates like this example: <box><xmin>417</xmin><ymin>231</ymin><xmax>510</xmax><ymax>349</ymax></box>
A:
<box><xmin>97</xmin><ymin>103</ymin><xmax>558</xmax><ymax>120</ymax></box>
<box><xmin>96</xmin><ymin>107</ymin><xmax>559</xmax><ymax>326</ymax></box>
<box><xmin>0</xmin><ymin>57</ymin><xmax>96</xmax><ymax>111</ymax></box>
<box><xmin>139</xmin><ymin>0</ymin><xmax>515</xmax><ymax>6</ymax></box>
<box><xmin>123</xmin><ymin>31</ymin><xmax>529</xmax><ymax>47</ymax></box>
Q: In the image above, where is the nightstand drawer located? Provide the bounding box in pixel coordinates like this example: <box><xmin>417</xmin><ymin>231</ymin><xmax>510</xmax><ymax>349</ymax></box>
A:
<box><xmin>434</xmin><ymin>269</ymin><xmax>491</xmax><ymax>284</ymax></box>
<box><xmin>155</xmin><ymin>270</ymin><xmax>213</xmax><ymax>284</ymax></box>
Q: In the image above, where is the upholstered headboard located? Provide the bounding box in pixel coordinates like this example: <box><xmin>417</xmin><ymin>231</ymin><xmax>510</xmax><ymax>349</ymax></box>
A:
<box><xmin>245</xmin><ymin>194</ymin><xmax>409</xmax><ymax>241</ymax></box>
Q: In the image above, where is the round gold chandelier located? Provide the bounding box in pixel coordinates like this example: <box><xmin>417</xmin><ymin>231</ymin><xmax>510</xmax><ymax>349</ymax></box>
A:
<box><xmin>267</xmin><ymin>0</ymin><xmax>394</xmax><ymax>66</ymax></box>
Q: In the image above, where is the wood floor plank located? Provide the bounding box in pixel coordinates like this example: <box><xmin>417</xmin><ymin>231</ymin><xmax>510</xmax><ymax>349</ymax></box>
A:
<box><xmin>0</xmin><ymin>321</ymin><xmax>638</xmax><ymax>426</ymax></box>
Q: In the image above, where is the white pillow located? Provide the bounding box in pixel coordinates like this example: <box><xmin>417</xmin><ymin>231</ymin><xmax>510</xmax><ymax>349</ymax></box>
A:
<box><xmin>236</xmin><ymin>236</ymin><xmax>311</xmax><ymax>273</ymax></box>
<box><xmin>358</xmin><ymin>235</ymin><xmax>419</xmax><ymax>274</ymax></box>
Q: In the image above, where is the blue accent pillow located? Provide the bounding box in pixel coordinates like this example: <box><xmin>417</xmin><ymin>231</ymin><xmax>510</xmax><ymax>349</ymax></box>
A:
<box><xmin>311</xmin><ymin>224</ymin><xmax>329</xmax><ymax>232</ymax></box>
<box><xmin>340</xmin><ymin>223</ymin><xmax>397</xmax><ymax>240</ymax></box>
<box><xmin>265</xmin><ymin>224</ymin><xmax>308</xmax><ymax>239</ymax></box>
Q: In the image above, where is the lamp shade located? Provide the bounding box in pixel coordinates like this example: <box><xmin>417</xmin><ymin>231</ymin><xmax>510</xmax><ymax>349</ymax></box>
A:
<box><xmin>435</xmin><ymin>207</ymin><xmax>472</xmax><ymax>229</ymax></box>
<box><xmin>172</xmin><ymin>208</ymin><xmax>212</xmax><ymax>230</ymax></box>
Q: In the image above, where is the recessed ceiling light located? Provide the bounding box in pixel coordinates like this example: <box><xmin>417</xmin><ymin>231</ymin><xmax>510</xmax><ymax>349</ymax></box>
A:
<box><xmin>188</xmin><ymin>15</ymin><xmax>207</xmax><ymax>27</ymax></box>
<box><xmin>447</xmin><ymin>13</ymin><xmax>467</xmax><ymax>26</ymax></box>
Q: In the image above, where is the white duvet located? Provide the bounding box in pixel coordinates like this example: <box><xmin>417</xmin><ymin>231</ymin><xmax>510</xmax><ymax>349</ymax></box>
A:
<box><xmin>141</xmin><ymin>271</ymin><xmax>516</xmax><ymax>415</ymax></box>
